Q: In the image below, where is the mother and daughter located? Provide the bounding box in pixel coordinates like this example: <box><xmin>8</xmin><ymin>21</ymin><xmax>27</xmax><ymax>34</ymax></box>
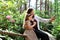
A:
<box><xmin>23</xmin><ymin>8</ymin><xmax>55</xmax><ymax>40</ymax></box>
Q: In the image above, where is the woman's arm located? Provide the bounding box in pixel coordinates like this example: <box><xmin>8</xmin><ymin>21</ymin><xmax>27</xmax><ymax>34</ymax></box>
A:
<box><xmin>35</xmin><ymin>15</ymin><xmax>51</xmax><ymax>23</ymax></box>
<box><xmin>35</xmin><ymin>15</ymin><xmax>55</xmax><ymax>23</ymax></box>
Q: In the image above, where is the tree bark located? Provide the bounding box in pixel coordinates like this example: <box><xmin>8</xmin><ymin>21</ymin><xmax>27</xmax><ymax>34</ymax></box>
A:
<box><xmin>20</xmin><ymin>6</ymin><xmax>22</xmax><ymax>14</ymax></box>
<box><xmin>0</xmin><ymin>30</ymin><xmax>38</xmax><ymax>40</ymax></box>
<box><xmin>45</xmin><ymin>0</ymin><xmax>47</xmax><ymax>14</ymax></box>
<box><xmin>40</xmin><ymin>0</ymin><xmax>43</xmax><ymax>14</ymax></box>
<box><xmin>0</xmin><ymin>30</ymin><xmax>27</xmax><ymax>37</ymax></box>
<box><xmin>36</xmin><ymin>0</ymin><xmax>37</xmax><ymax>10</ymax></box>
<box><xmin>29</xmin><ymin>0</ymin><xmax>31</xmax><ymax>7</ymax></box>
<box><xmin>24</xmin><ymin>3</ymin><xmax>27</xmax><ymax>10</ymax></box>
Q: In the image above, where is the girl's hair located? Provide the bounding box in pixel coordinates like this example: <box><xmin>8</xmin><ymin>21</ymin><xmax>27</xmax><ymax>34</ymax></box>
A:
<box><xmin>26</xmin><ymin>8</ymin><xmax>34</xmax><ymax>20</ymax></box>
<box><xmin>27</xmin><ymin>8</ymin><xmax>33</xmax><ymax>14</ymax></box>
<box><xmin>23</xmin><ymin>8</ymin><xmax>34</xmax><ymax>28</ymax></box>
<box><xmin>25</xmin><ymin>14</ymin><xmax>31</xmax><ymax>21</ymax></box>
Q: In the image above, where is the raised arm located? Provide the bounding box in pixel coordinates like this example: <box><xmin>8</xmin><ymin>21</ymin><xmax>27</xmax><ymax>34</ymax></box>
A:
<box><xmin>35</xmin><ymin>15</ymin><xmax>51</xmax><ymax>23</ymax></box>
<box><xmin>35</xmin><ymin>15</ymin><xmax>55</xmax><ymax>23</ymax></box>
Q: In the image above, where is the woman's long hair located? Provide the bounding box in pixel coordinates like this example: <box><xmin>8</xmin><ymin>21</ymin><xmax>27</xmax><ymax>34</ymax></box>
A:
<box><xmin>23</xmin><ymin>8</ymin><xmax>34</xmax><ymax>29</ymax></box>
<box><xmin>27</xmin><ymin>8</ymin><xmax>33</xmax><ymax>14</ymax></box>
<box><xmin>25</xmin><ymin>14</ymin><xmax>31</xmax><ymax>21</ymax></box>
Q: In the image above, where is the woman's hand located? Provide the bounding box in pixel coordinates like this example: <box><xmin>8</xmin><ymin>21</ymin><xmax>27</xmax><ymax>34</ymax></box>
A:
<box><xmin>50</xmin><ymin>16</ymin><xmax>55</xmax><ymax>22</ymax></box>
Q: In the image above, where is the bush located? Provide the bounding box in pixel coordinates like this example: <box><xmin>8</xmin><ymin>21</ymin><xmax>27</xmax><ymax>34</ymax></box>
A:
<box><xmin>0</xmin><ymin>1</ymin><xmax>26</xmax><ymax>40</ymax></box>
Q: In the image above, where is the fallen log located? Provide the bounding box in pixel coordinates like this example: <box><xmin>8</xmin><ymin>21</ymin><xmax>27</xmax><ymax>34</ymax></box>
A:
<box><xmin>0</xmin><ymin>30</ymin><xmax>27</xmax><ymax>37</ymax></box>
<box><xmin>0</xmin><ymin>30</ymin><xmax>38</xmax><ymax>40</ymax></box>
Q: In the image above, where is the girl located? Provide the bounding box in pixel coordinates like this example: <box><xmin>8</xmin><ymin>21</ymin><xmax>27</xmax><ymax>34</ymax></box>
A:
<box><xmin>24</xmin><ymin>14</ymin><xmax>38</xmax><ymax>40</ymax></box>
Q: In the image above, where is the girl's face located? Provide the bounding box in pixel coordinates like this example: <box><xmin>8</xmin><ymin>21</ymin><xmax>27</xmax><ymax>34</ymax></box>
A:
<box><xmin>28</xmin><ymin>15</ymin><xmax>33</xmax><ymax>21</ymax></box>
<box><xmin>30</xmin><ymin>10</ymin><xmax>34</xmax><ymax>15</ymax></box>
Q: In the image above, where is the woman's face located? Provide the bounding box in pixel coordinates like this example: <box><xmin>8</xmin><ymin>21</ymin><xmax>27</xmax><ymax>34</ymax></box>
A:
<box><xmin>30</xmin><ymin>10</ymin><xmax>34</xmax><ymax>15</ymax></box>
<box><xmin>28</xmin><ymin>15</ymin><xmax>33</xmax><ymax>21</ymax></box>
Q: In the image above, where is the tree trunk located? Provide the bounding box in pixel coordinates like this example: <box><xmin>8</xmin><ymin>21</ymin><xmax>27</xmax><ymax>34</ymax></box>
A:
<box><xmin>40</xmin><ymin>0</ymin><xmax>42</xmax><ymax>11</ymax></box>
<box><xmin>0</xmin><ymin>30</ymin><xmax>27</xmax><ymax>37</ymax></box>
<box><xmin>45</xmin><ymin>0</ymin><xmax>49</xmax><ymax>15</ymax></box>
<box><xmin>20</xmin><ymin>6</ymin><xmax>22</xmax><ymax>14</ymax></box>
<box><xmin>47</xmin><ymin>0</ymin><xmax>50</xmax><ymax>15</ymax></box>
<box><xmin>29</xmin><ymin>0</ymin><xmax>31</xmax><ymax>7</ymax></box>
<box><xmin>36</xmin><ymin>0</ymin><xmax>37</xmax><ymax>10</ymax></box>
<box><xmin>45</xmin><ymin>0</ymin><xmax>47</xmax><ymax>14</ymax></box>
<box><xmin>24</xmin><ymin>3</ymin><xmax>27</xmax><ymax>10</ymax></box>
<box><xmin>0</xmin><ymin>30</ymin><xmax>38</xmax><ymax>40</ymax></box>
<box><xmin>40</xmin><ymin>0</ymin><xmax>43</xmax><ymax>15</ymax></box>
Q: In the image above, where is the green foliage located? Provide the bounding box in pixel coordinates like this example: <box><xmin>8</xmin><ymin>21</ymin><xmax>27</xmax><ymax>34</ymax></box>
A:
<box><xmin>35</xmin><ymin>7</ymin><xmax>60</xmax><ymax>40</ymax></box>
<box><xmin>0</xmin><ymin>0</ymin><xmax>60</xmax><ymax>40</ymax></box>
<box><xmin>0</xmin><ymin>0</ymin><xmax>26</xmax><ymax>40</ymax></box>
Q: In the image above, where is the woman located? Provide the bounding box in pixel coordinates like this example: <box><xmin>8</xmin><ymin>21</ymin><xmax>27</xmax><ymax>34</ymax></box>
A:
<box><xmin>23</xmin><ymin>8</ymin><xmax>55</xmax><ymax>40</ymax></box>
<box><xmin>23</xmin><ymin>14</ymin><xmax>38</xmax><ymax>40</ymax></box>
<box><xmin>24</xmin><ymin>14</ymin><xmax>36</xmax><ymax>30</ymax></box>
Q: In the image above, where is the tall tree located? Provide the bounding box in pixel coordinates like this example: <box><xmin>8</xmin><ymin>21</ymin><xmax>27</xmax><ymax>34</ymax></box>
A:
<box><xmin>24</xmin><ymin>0</ymin><xmax>27</xmax><ymax>10</ymax></box>
<box><xmin>48</xmin><ymin>0</ymin><xmax>50</xmax><ymax>15</ymax></box>
<box><xmin>40</xmin><ymin>0</ymin><xmax>43</xmax><ymax>13</ymax></box>
<box><xmin>45</xmin><ymin>0</ymin><xmax>48</xmax><ymax>14</ymax></box>
<box><xmin>29</xmin><ymin>0</ymin><xmax>31</xmax><ymax>7</ymax></box>
<box><xmin>36</xmin><ymin>0</ymin><xmax>37</xmax><ymax>10</ymax></box>
<box><xmin>24</xmin><ymin>3</ymin><xmax>27</xmax><ymax>10</ymax></box>
<box><xmin>49</xmin><ymin>1</ymin><xmax>53</xmax><ymax>16</ymax></box>
<box><xmin>45</xmin><ymin>0</ymin><xmax>50</xmax><ymax>15</ymax></box>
